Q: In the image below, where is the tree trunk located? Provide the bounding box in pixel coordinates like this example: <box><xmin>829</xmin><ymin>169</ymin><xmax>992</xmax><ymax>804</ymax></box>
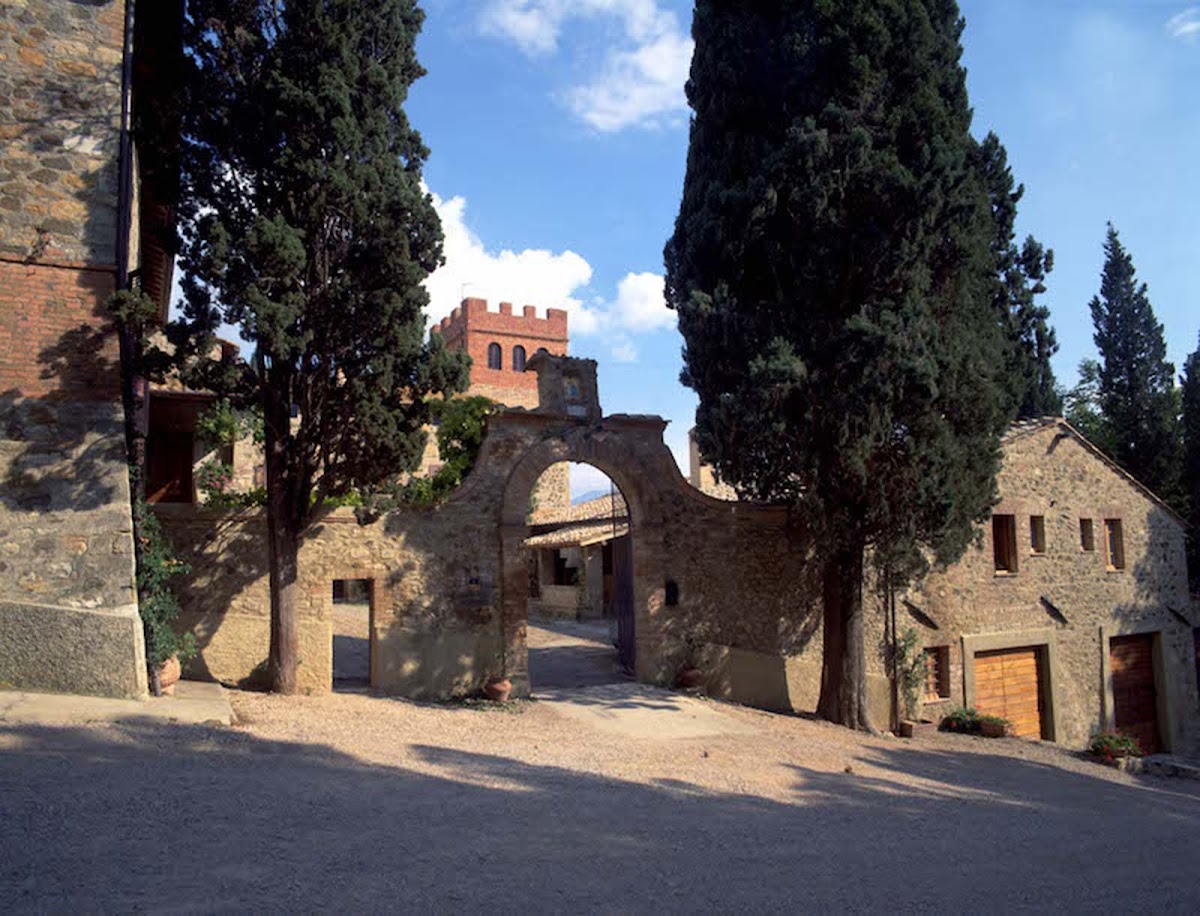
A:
<box><xmin>264</xmin><ymin>396</ymin><xmax>301</xmax><ymax>695</ymax></box>
<box><xmin>816</xmin><ymin>542</ymin><xmax>874</xmax><ymax>731</ymax></box>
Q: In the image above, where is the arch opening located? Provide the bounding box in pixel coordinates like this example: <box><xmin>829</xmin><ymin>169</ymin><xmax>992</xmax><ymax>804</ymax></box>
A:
<box><xmin>520</xmin><ymin>461</ymin><xmax>635</xmax><ymax>691</ymax></box>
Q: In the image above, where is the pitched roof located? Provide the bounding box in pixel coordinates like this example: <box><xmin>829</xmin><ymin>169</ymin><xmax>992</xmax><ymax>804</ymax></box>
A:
<box><xmin>525</xmin><ymin>520</ymin><xmax>630</xmax><ymax>549</ymax></box>
<box><xmin>529</xmin><ymin>492</ymin><xmax>627</xmax><ymax>526</ymax></box>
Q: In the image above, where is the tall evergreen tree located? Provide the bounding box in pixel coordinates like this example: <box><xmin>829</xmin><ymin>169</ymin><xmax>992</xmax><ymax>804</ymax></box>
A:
<box><xmin>176</xmin><ymin>0</ymin><xmax>468</xmax><ymax>692</ymax></box>
<box><xmin>974</xmin><ymin>133</ymin><xmax>1060</xmax><ymax>418</ymax></box>
<box><xmin>1182</xmin><ymin>335</ymin><xmax>1200</xmax><ymax>590</ymax></box>
<box><xmin>1088</xmin><ymin>224</ymin><xmax>1182</xmax><ymax>509</ymax></box>
<box><xmin>665</xmin><ymin>0</ymin><xmax>1010</xmax><ymax>729</ymax></box>
<box><xmin>1063</xmin><ymin>358</ymin><xmax>1114</xmax><ymax>453</ymax></box>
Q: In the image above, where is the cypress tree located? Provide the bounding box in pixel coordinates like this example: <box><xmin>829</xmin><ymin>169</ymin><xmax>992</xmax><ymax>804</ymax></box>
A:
<box><xmin>176</xmin><ymin>0</ymin><xmax>468</xmax><ymax>692</ymax></box>
<box><xmin>974</xmin><ymin>133</ymin><xmax>1060</xmax><ymax>418</ymax></box>
<box><xmin>1182</xmin><ymin>335</ymin><xmax>1200</xmax><ymax>590</ymax></box>
<box><xmin>665</xmin><ymin>0</ymin><xmax>1009</xmax><ymax>730</ymax></box>
<box><xmin>1088</xmin><ymin>224</ymin><xmax>1183</xmax><ymax>509</ymax></box>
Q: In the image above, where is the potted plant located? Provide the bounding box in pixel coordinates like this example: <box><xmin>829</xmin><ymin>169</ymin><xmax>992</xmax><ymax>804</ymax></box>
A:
<box><xmin>1089</xmin><ymin>731</ymin><xmax>1142</xmax><ymax>767</ymax></box>
<box><xmin>978</xmin><ymin>714</ymin><xmax>1011</xmax><ymax>738</ymax></box>
<box><xmin>483</xmin><ymin>637</ymin><xmax>511</xmax><ymax>702</ymax></box>
<box><xmin>134</xmin><ymin>500</ymin><xmax>197</xmax><ymax>696</ymax></box>
<box><xmin>891</xmin><ymin>628</ymin><xmax>935</xmax><ymax>737</ymax></box>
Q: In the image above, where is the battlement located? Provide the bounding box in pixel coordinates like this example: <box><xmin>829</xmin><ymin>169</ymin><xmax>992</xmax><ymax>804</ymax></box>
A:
<box><xmin>430</xmin><ymin>298</ymin><xmax>570</xmax><ymax>408</ymax></box>
<box><xmin>433</xmin><ymin>297</ymin><xmax>569</xmax><ymax>342</ymax></box>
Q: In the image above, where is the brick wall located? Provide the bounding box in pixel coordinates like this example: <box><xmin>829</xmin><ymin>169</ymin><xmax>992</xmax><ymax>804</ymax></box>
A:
<box><xmin>0</xmin><ymin>258</ymin><xmax>118</xmax><ymax>399</ymax></box>
<box><xmin>433</xmin><ymin>298</ymin><xmax>569</xmax><ymax>406</ymax></box>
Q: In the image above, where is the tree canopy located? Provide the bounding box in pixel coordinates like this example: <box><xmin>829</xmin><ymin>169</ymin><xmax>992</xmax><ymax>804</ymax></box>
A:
<box><xmin>176</xmin><ymin>0</ymin><xmax>467</xmax><ymax>691</ymax></box>
<box><xmin>1087</xmin><ymin>224</ymin><xmax>1183</xmax><ymax>510</ymax></box>
<box><xmin>665</xmin><ymin>0</ymin><xmax>1012</xmax><ymax>728</ymax></box>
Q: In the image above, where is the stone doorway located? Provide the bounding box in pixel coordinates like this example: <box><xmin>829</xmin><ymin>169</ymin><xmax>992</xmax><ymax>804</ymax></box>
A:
<box><xmin>523</xmin><ymin>462</ymin><xmax>633</xmax><ymax>692</ymax></box>
<box><xmin>332</xmin><ymin>577</ymin><xmax>374</xmax><ymax>689</ymax></box>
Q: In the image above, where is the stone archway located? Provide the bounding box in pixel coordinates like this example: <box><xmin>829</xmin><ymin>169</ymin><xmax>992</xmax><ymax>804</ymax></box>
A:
<box><xmin>496</xmin><ymin>420</ymin><xmax>673</xmax><ymax>697</ymax></box>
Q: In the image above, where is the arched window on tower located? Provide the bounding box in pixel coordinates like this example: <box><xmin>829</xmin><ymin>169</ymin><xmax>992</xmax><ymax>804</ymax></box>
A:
<box><xmin>536</xmin><ymin>347</ymin><xmax>548</xmax><ymax>356</ymax></box>
<box><xmin>512</xmin><ymin>345</ymin><xmax>527</xmax><ymax>372</ymax></box>
<box><xmin>487</xmin><ymin>342</ymin><xmax>502</xmax><ymax>370</ymax></box>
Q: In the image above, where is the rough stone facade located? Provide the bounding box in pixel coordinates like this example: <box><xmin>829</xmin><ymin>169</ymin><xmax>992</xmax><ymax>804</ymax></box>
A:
<box><xmin>877</xmin><ymin>420</ymin><xmax>1199</xmax><ymax>753</ymax></box>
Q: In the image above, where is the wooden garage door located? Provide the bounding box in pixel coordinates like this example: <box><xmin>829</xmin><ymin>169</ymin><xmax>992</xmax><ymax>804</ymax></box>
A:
<box><xmin>1110</xmin><ymin>634</ymin><xmax>1161</xmax><ymax>755</ymax></box>
<box><xmin>975</xmin><ymin>647</ymin><xmax>1045</xmax><ymax>738</ymax></box>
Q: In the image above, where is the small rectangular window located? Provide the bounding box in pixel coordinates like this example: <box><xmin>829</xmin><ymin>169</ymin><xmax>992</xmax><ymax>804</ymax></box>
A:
<box><xmin>1030</xmin><ymin>515</ymin><xmax>1046</xmax><ymax>554</ymax></box>
<box><xmin>993</xmin><ymin>514</ymin><xmax>1018</xmax><ymax>573</ymax></box>
<box><xmin>924</xmin><ymin>647</ymin><xmax>950</xmax><ymax>701</ymax></box>
<box><xmin>1105</xmin><ymin>519</ymin><xmax>1125</xmax><ymax>571</ymax></box>
<box><xmin>1080</xmin><ymin>518</ymin><xmax>1095</xmax><ymax>552</ymax></box>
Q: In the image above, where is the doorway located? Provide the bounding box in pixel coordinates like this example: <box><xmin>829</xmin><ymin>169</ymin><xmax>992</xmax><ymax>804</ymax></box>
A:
<box><xmin>332</xmin><ymin>578</ymin><xmax>373</xmax><ymax>689</ymax></box>
<box><xmin>523</xmin><ymin>462</ymin><xmax>634</xmax><ymax>691</ymax></box>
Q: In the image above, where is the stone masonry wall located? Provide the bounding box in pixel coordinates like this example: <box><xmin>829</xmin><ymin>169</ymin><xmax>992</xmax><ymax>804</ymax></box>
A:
<box><xmin>0</xmin><ymin>0</ymin><xmax>125</xmax><ymax>266</ymax></box>
<box><xmin>0</xmin><ymin>0</ymin><xmax>146</xmax><ymax>698</ymax></box>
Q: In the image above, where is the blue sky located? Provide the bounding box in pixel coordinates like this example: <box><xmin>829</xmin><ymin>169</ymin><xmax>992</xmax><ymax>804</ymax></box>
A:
<box><xmin>408</xmin><ymin>1</ymin><xmax>1200</xmax><ymax>494</ymax></box>
<box><xmin>179</xmin><ymin>2</ymin><xmax>1200</xmax><ymax>496</ymax></box>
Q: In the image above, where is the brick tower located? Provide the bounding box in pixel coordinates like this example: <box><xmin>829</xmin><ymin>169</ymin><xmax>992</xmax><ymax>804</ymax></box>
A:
<box><xmin>432</xmin><ymin>297</ymin><xmax>569</xmax><ymax>408</ymax></box>
<box><xmin>430</xmin><ymin>298</ymin><xmax>571</xmax><ymax>506</ymax></box>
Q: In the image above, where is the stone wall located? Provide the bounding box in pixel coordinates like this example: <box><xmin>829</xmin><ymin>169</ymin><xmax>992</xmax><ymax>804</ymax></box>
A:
<box><xmin>158</xmin><ymin>405</ymin><xmax>823</xmax><ymax>707</ymax></box>
<box><xmin>0</xmin><ymin>0</ymin><xmax>148</xmax><ymax>698</ymax></box>
<box><xmin>0</xmin><ymin>400</ymin><xmax>144</xmax><ymax>697</ymax></box>
<box><xmin>0</xmin><ymin>0</ymin><xmax>125</xmax><ymax>266</ymax></box>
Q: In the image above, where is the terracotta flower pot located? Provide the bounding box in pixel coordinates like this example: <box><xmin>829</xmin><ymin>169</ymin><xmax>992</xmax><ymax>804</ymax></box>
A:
<box><xmin>157</xmin><ymin>655</ymin><xmax>181</xmax><ymax>695</ymax></box>
<box><xmin>677</xmin><ymin>667</ymin><xmax>704</xmax><ymax>690</ymax></box>
<box><xmin>484</xmin><ymin>677</ymin><xmax>512</xmax><ymax>703</ymax></box>
<box><xmin>980</xmin><ymin>719</ymin><xmax>1009</xmax><ymax>739</ymax></box>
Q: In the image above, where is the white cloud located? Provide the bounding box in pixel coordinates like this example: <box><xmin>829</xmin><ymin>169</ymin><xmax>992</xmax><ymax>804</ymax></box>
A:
<box><xmin>478</xmin><ymin>0</ymin><xmax>693</xmax><ymax>131</ymax></box>
<box><xmin>611</xmin><ymin>337</ymin><xmax>638</xmax><ymax>362</ymax></box>
<box><xmin>423</xmin><ymin>189</ymin><xmax>602</xmax><ymax>333</ymax></box>
<box><xmin>1167</xmin><ymin>7</ymin><xmax>1200</xmax><ymax>41</ymax></box>
<box><xmin>610</xmin><ymin>270</ymin><xmax>674</xmax><ymax>332</ymax></box>
<box><xmin>565</xmin><ymin>29</ymin><xmax>693</xmax><ymax>132</ymax></box>
<box><xmin>424</xmin><ymin>187</ymin><xmax>674</xmax><ymax>342</ymax></box>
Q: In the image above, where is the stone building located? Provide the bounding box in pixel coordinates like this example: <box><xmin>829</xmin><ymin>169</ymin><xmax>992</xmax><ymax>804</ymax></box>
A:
<box><xmin>526</xmin><ymin>492</ymin><xmax>629</xmax><ymax>620</ymax></box>
<box><xmin>0</xmin><ymin>0</ymin><xmax>181</xmax><ymax>697</ymax></box>
<box><xmin>883</xmin><ymin>419</ymin><xmax>1199</xmax><ymax>752</ymax></box>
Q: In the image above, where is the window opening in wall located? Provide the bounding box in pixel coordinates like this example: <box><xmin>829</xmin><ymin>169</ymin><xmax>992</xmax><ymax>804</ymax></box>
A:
<box><xmin>924</xmin><ymin>646</ymin><xmax>950</xmax><ymax>701</ymax></box>
<box><xmin>512</xmin><ymin>345</ymin><xmax>527</xmax><ymax>372</ymax></box>
<box><xmin>1104</xmin><ymin>519</ymin><xmax>1125</xmax><ymax>571</ymax></box>
<box><xmin>1030</xmin><ymin>515</ymin><xmax>1046</xmax><ymax>554</ymax></box>
<box><xmin>332</xmin><ymin>578</ymin><xmax>372</xmax><ymax>689</ymax></box>
<box><xmin>1080</xmin><ymin>518</ymin><xmax>1095</xmax><ymax>552</ymax></box>
<box><xmin>487</xmin><ymin>342</ymin><xmax>502</xmax><ymax>369</ymax></box>
<box><xmin>993</xmin><ymin>514</ymin><xmax>1018</xmax><ymax>573</ymax></box>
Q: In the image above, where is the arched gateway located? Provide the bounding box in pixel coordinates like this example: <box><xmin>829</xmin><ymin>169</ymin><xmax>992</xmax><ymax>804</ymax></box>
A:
<box><xmin>161</xmin><ymin>353</ymin><xmax>824</xmax><ymax>711</ymax></box>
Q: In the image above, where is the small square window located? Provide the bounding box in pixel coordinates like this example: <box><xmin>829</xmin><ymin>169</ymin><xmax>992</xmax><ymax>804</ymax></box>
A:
<box><xmin>1104</xmin><ymin>519</ymin><xmax>1125</xmax><ymax>571</ymax></box>
<box><xmin>924</xmin><ymin>647</ymin><xmax>950</xmax><ymax>701</ymax></box>
<box><xmin>1030</xmin><ymin>516</ymin><xmax>1046</xmax><ymax>554</ymax></box>
<box><xmin>1080</xmin><ymin>518</ymin><xmax>1095</xmax><ymax>552</ymax></box>
<box><xmin>993</xmin><ymin>514</ymin><xmax>1018</xmax><ymax>574</ymax></box>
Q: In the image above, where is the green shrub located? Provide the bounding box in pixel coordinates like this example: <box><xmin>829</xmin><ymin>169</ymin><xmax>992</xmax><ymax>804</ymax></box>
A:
<box><xmin>134</xmin><ymin>500</ymin><xmax>196</xmax><ymax>673</ymax></box>
<box><xmin>1089</xmin><ymin>731</ymin><xmax>1142</xmax><ymax>762</ymax></box>
<box><xmin>940</xmin><ymin>706</ymin><xmax>981</xmax><ymax>733</ymax></box>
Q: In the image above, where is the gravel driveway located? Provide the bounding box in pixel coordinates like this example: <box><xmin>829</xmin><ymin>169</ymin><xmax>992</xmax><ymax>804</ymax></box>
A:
<box><xmin>3</xmin><ymin>677</ymin><xmax>1199</xmax><ymax>913</ymax></box>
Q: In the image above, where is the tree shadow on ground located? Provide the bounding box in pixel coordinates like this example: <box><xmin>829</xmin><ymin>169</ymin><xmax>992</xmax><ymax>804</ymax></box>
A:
<box><xmin>2</xmin><ymin>720</ymin><xmax>1199</xmax><ymax>912</ymax></box>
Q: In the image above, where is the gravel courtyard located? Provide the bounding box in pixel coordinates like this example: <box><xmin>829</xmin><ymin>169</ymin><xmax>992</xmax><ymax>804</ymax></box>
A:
<box><xmin>3</xmin><ymin>627</ymin><xmax>1200</xmax><ymax>913</ymax></box>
